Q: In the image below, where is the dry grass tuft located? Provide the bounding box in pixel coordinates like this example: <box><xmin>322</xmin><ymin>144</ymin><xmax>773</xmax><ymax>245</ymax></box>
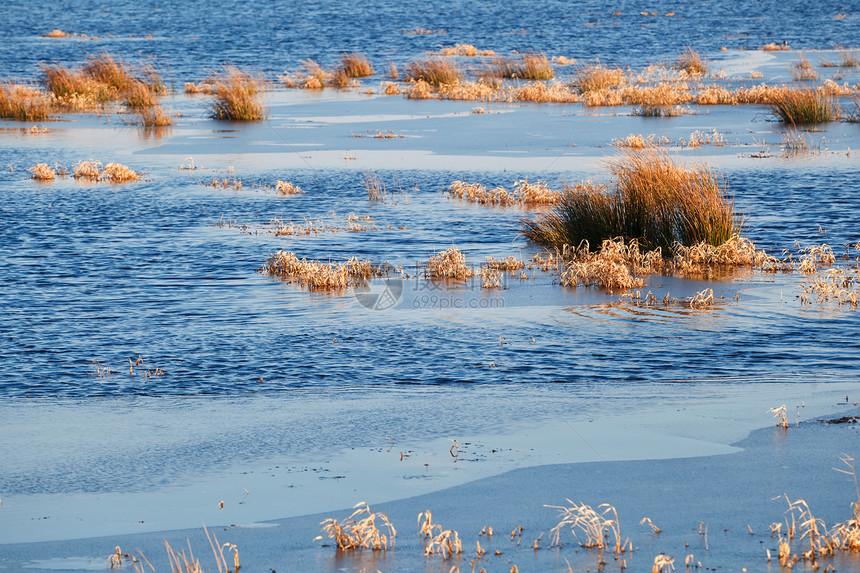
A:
<box><xmin>404</xmin><ymin>59</ymin><xmax>462</xmax><ymax>86</ymax></box>
<box><xmin>363</xmin><ymin>171</ymin><xmax>386</xmax><ymax>201</ymax></box>
<box><xmin>546</xmin><ymin>500</ymin><xmax>627</xmax><ymax>555</ymax></box>
<box><xmin>439</xmin><ymin>44</ymin><xmax>495</xmax><ymax>57</ymax></box>
<box><xmin>41</xmin><ymin>52</ymin><xmax>163</xmax><ymax>110</ymax></box>
<box><xmin>210</xmin><ymin>66</ymin><xmax>265</xmax><ymax>120</ymax></box>
<box><xmin>762</xmin><ymin>42</ymin><xmax>790</xmax><ymax>51</ymax></box>
<box><xmin>425</xmin><ymin>249</ymin><xmax>474</xmax><ymax>280</ymax></box>
<box><xmin>0</xmin><ymin>82</ymin><xmax>52</xmax><ymax>121</ymax></box>
<box><xmin>28</xmin><ymin>163</ymin><xmax>56</xmax><ymax>181</ymax></box>
<box><xmin>674</xmin><ymin>47</ymin><xmax>707</xmax><ymax>76</ymax></box>
<box><xmin>613</xmin><ymin>134</ymin><xmax>668</xmax><ymax>149</ymax></box>
<box><xmin>338</xmin><ymin>52</ymin><xmax>374</xmax><ymax>78</ymax></box>
<box><xmin>448</xmin><ymin>179</ymin><xmax>560</xmax><ymax>208</ymax></box>
<box><xmin>263</xmin><ymin>252</ymin><xmax>390</xmax><ymax>291</ymax></box>
<box><xmin>522</xmin><ymin>151</ymin><xmax>739</xmax><ymax>253</ymax></box>
<box><xmin>448</xmin><ymin>180</ymin><xmax>515</xmax><ymax>206</ymax></box>
<box><xmin>490</xmin><ymin>52</ymin><xmax>554</xmax><ymax>80</ymax></box>
<box><xmin>769</xmin><ymin>87</ymin><xmax>839</xmax><ymax>124</ymax></box>
<box><xmin>792</xmin><ymin>54</ymin><xmax>818</xmax><ymax>81</ymax></box>
<box><xmin>74</xmin><ymin>160</ymin><xmax>102</xmax><ymax>181</ymax></box>
<box><xmin>275</xmin><ymin>180</ymin><xmax>303</xmax><ymax>195</ymax></box>
<box><xmin>100</xmin><ymin>162</ymin><xmax>141</xmax><ymax>183</ymax></box>
<box><xmin>139</xmin><ymin>104</ymin><xmax>172</xmax><ymax>127</ymax></box>
<box><xmin>572</xmin><ymin>61</ymin><xmax>626</xmax><ymax>93</ymax></box>
<box><xmin>320</xmin><ymin>501</ymin><xmax>396</xmax><ymax>551</ymax></box>
<box><xmin>71</xmin><ymin>160</ymin><xmax>140</xmax><ymax>183</ymax></box>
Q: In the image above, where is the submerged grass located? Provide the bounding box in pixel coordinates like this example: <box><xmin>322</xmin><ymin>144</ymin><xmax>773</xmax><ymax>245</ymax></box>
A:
<box><xmin>521</xmin><ymin>151</ymin><xmax>739</xmax><ymax>253</ymax></box>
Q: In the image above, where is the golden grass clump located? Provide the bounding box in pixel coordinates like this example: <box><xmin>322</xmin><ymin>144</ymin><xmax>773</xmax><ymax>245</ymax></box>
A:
<box><xmin>74</xmin><ymin>160</ymin><xmax>101</xmax><ymax>180</ymax></box>
<box><xmin>263</xmin><ymin>252</ymin><xmax>390</xmax><ymax>291</ymax></box>
<box><xmin>762</xmin><ymin>42</ymin><xmax>790</xmax><ymax>51</ymax></box>
<box><xmin>490</xmin><ymin>52</ymin><xmax>554</xmax><ymax>80</ymax></box>
<box><xmin>508</xmin><ymin>81</ymin><xmax>579</xmax><ymax>103</ymax></box>
<box><xmin>674</xmin><ymin>47</ymin><xmax>707</xmax><ymax>76</ymax></box>
<box><xmin>792</xmin><ymin>54</ymin><xmax>818</xmax><ymax>81</ymax></box>
<box><xmin>522</xmin><ymin>151</ymin><xmax>739</xmax><ymax>253</ymax></box>
<box><xmin>44</xmin><ymin>29</ymin><xmax>70</xmax><ymax>38</ymax></box>
<box><xmin>545</xmin><ymin>500</ymin><xmax>627</xmax><ymax>555</ymax></box>
<box><xmin>769</xmin><ymin>87</ymin><xmax>839</xmax><ymax>124</ymax></box>
<box><xmin>100</xmin><ymin>162</ymin><xmax>141</xmax><ymax>183</ymax></box>
<box><xmin>72</xmin><ymin>160</ymin><xmax>140</xmax><ymax>183</ymax></box>
<box><xmin>800</xmin><ymin>267</ymin><xmax>860</xmax><ymax>307</ymax></box>
<box><xmin>515</xmin><ymin>178</ymin><xmax>561</xmax><ymax>206</ymax></box>
<box><xmin>695</xmin><ymin>85</ymin><xmax>734</xmax><ymax>105</ymax></box>
<box><xmin>381</xmin><ymin>81</ymin><xmax>401</xmax><ymax>95</ymax></box>
<box><xmin>572</xmin><ymin>61</ymin><xmax>626</xmax><ymax>93</ymax></box>
<box><xmin>448</xmin><ymin>180</ymin><xmax>515</xmax><ymax>206</ymax></box>
<box><xmin>404</xmin><ymin>58</ymin><xmax>462</xmax><ymax>86</ymax></box>
<box><xmin>275</xmin><ymin>180</ymin><xmax>303</xmax><ymax>195</ymax></box>
<box><xmin>337</xmin><ymin>52</ymin><xmax>374</xmax><ymax>78</ymax></box>
<box><xmin>210</xmin><ymin>66</ymin><xmax>265</xmax><ymax>120</ymax></box>
<box><xmin>0</xmin><ymin>82</ymin><xmax>52</xmax><ymax>121</ymax></box>
<box><xmin>613</xmin><ymin>134</ymin><xmax>668</xmax><ymax>149</ymax></box>
<box><xmin>83</xmin><ymin>53</ymin><xmax>134</xmax><ymax>92</ymax></box>
<box><xmin>559</xmin><ymin>238</ymin><xmax>664</xmax><ymax>290</ymax></box>
<box><xmin>139</xmin><ymin>104</ymin><xmax>172</xmax><ymax>127</ymax></box>
<box><xmin>28</xmin><ymin>163</ymin><xmax>56</xmax><ymax>181</ymax></box>
<box><xmin>672</xmin><ymin>236</ymin><xmax>780</xmax><ymax>276</ymax></box>
<box><xmin>438</xmin><ymin>44</ymin><xmax>495</xmax><ymax>57</ymax></box>
<box><xmin>425</xmin><ymin>248</ymin><xmax>474</xmax><ymax>280</ymax></box>
<box><xmin>319</xmin><ymin>501</ymin><xmax>396</xmax><ymax>551</ymax></box>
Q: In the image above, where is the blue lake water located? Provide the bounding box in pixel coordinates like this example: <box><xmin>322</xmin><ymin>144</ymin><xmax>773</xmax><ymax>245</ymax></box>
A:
<box><xmin>1</xmin><ymin>0</ymin><xmax>860</xmax><ymax>552</ymax></box>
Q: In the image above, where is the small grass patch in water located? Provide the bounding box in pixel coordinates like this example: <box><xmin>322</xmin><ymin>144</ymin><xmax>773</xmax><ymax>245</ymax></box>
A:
<box><xmin>490</xmin><ymin>52</ymin><xmax>554</xmax><ymax>80</ymax></box>
<box><xmin>404</xmin><ymin>58</ymin><xmax>462</xmax><ymax>86</ymax></box>
<box><xmin>521</xmin><ymin>151</ymin><xmax>739</xmax><ymax>253</ymax></box>
<box><xmin>0</xmin><ymin>82</ymin><xmax>52</xmax><ymax>121</ymax></box>
<box><xmin>572</xmin><ymin>61</ymin><xmax>626</xmax><ymax>93</ymax></box>
<box><xmin>318</xmin><ymin>501</ymin><xmax>396</xmax><ymax>551</ymax></box>
<box><xmin>209</xmin><ymin>66</ymin><xmax>265</xmax><ymax>120</ymax></box>
<box><xmin>769</xmin><ymin>87</ymin><xmax>839</xmax><ymax>124</ymax></box>
<box><xmin>674</xmin><ymin>47</ymin><xmax>707</xmax><ymax>76</ymax></box>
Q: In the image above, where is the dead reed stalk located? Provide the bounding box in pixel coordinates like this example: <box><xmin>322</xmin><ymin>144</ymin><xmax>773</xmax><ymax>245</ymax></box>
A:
<box><xmin>0</xmin><ymin>82</ymin><xmax>53</xmax><ymax>121</ymax></box>
<box><xmin>424</xmin><ymin>249</ymin><xmax>474</xmax><ymax>280</ymax></box>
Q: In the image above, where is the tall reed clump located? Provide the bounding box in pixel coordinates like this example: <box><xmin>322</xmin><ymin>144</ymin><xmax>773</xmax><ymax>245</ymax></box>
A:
<box><xmin>674</xmin><ymin>47</ymin><xmax>707</xmax><ymax>76</ymax></box>
<box><xmin>769</xmin><ymin>87</ymin><xmax>839</xmax><ymax>124</ymax></box>
<box><xmin>338</xmin><ymin>52</ymin><xmax>374</xmax><ymax>78</ymax></box>
<box><xmin>210</xmin><ymin>66</ymin><xmax>266</xmax><ymax>121</ymax></box>
<box><xmin>0</xmin><ymin>82</ymin><xmax>52</xmax><ymax>121</ymax></box>
<box><xmin>41</xmin><ymin>52</ymin><xmax>164</xmax><ymax>109</ymax></box>
<box><xmin>490</xmin><ymin>52</ymin><xmax>554</xmax><ymax>80</ymax></box>
<box><xmin>404</xmin><ymin>59</ymin><xmax>461</xmax><ymax>86</ymax></box>
<box><xmin>520</xmin><ymin>151</ymin><xmax>739</xmax><ymax>253</ymax></box>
